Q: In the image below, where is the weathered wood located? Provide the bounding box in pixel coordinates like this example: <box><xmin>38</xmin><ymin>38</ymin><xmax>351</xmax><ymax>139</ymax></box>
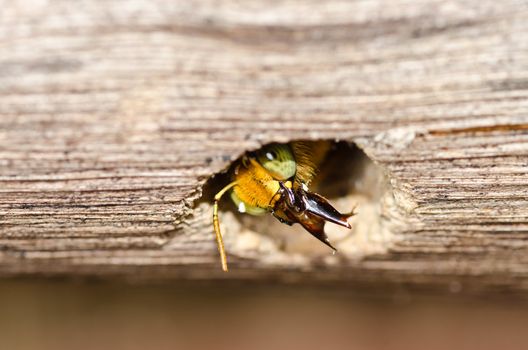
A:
<box><xmin>1</xmin><ymin>0</ymin><xmax>528</xmax><ymax>294</ymax></box>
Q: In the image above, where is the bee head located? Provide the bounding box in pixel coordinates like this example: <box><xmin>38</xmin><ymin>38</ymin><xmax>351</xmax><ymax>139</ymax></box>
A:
<box><xmin>254</xmin><ymin>143</ymin><xmax>296</xmax><ymax>181</ymax></box>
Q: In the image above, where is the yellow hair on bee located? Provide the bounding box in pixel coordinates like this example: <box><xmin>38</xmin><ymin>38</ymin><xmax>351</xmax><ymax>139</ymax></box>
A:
<box><xmin>290</xmin><ymin>141</ymin><xmax>331</xmax><ymax>186</ymax></box>
<box><xmin>232</xmin><ymin>158</ymin><xmax>281</xmax><ymax>210</ymax></box>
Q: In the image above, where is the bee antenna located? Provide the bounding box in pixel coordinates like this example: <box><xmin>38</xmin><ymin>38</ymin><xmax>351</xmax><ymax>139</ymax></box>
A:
<box><xmin>213</xmin><ymin>181</ymin><xmax>238</xmax><ymax>272</ymax></box>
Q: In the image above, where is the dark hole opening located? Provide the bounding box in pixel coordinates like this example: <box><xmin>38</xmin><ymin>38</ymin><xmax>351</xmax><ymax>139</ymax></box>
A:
<box><xmin>196</xmin><ymin>140</ymin><xmax>389</xmax><ymax>267</ymax></box>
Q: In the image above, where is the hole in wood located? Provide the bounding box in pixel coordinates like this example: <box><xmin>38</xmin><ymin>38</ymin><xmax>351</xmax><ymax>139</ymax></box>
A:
<box><xmin>196</xmin><ymin>141</ymin><xmax>391</xmax><ymax>268</ymax></box>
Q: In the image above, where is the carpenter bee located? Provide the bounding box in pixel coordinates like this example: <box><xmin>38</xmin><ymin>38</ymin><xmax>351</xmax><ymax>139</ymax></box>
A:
<box><xmin>213</xmin><ymin>141</ymin><xmax>355</xmax><ymax>271</ymax></box>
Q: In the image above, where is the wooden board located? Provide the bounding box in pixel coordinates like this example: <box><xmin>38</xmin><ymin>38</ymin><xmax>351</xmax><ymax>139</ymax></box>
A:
<box><xmin>1</xmin><ymin>0</ymin><xmax>528</xmax><ymax>295</ymax></box>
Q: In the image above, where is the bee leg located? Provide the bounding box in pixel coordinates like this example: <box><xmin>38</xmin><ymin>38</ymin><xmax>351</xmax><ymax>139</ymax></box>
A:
<box><xmin>213</xmin><ymin>181</ymin><xmax>238</xmax><ymax>272</ymax></box>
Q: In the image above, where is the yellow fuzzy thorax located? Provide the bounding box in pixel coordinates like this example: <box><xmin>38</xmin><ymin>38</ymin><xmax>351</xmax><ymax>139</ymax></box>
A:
<box><xmin>232</xmin><ymin>158</ymin><xmax>281</xmax><ymax>210</ymax></box>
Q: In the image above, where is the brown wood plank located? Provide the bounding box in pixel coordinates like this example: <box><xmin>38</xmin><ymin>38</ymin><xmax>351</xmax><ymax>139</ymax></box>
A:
<box><xmin>1</xmin><ymin>0</ymin><xmax>528</xmax><ymax>294</ymax></box>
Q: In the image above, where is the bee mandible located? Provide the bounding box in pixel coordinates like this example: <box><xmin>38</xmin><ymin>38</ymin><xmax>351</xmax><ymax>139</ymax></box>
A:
<box><xmin>213</xmin><ymin>141</ymin><xmax>355</xmax><ymax>271</ymax></box>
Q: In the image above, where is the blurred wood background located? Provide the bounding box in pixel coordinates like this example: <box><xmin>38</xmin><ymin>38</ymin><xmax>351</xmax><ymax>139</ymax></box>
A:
<box><xmin>1</xmin><ymin>0</ymin><xmax>528</xmax><ymax>295</ymax></box>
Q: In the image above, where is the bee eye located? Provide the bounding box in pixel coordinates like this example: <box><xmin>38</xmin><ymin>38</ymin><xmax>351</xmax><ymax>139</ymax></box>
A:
<box><xmin>257</xmin><ymin>144</ymin><xmax>296</xmax><ymax>180</ymax></box>
<box><xmin>265</xmin><ymin>151</ymin><xmax>277</xmax><ymax>160</ymax></box>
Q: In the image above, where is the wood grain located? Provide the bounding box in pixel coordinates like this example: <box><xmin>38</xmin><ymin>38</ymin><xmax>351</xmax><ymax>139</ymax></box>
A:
<box><xmin>1</xmin><ymin>0</ymin><xmax>528</xmax><ymax>295</ymax></box>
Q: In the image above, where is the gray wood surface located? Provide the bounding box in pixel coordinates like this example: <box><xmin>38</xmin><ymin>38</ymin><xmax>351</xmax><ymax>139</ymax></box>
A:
<box><xmin>1</xmin><ymin>0</ymin><xmax>528</xmax><ymax>294</ymax></box>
